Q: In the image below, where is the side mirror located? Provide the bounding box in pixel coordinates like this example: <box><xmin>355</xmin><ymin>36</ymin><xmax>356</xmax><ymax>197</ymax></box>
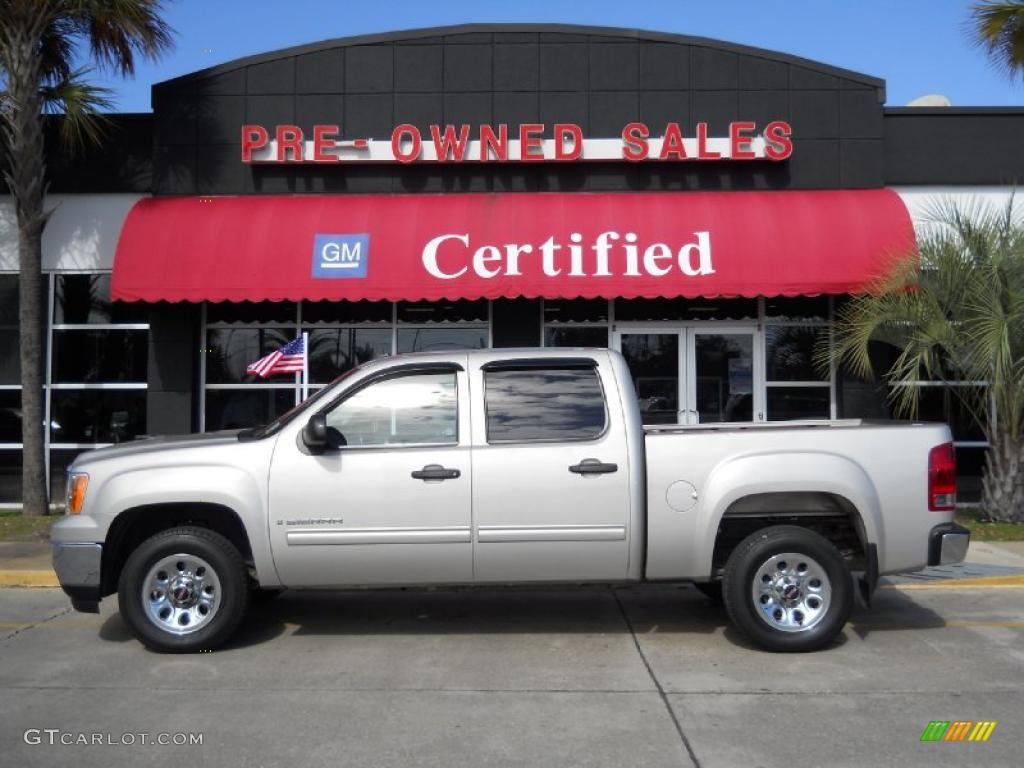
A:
<box><xmin>302</xmin><ymin>413</ymin><xmax>328</xmax><ymax>449</ymax></box>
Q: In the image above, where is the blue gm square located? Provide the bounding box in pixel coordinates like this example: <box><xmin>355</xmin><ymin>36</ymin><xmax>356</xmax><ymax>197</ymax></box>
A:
<box><xmin>312</xmin><ymin>233</ymin><xmax>369</xmax><ymax>278</ymax></box>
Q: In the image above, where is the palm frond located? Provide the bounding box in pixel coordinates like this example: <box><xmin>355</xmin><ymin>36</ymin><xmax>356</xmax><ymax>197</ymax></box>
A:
<box><xmin>40</xmin><ymin>69</ymin><xmax>113</xmax><ymax>148</ymax></box>
<box><xmin>970</xmin><ymin>1</ymin><xmax>1024</xmax><ymax>78</ymax></box>
<box><xmin>63</xmin><ymin>0</ymin><xmax>174</xmax><ymax>76</ymax></box>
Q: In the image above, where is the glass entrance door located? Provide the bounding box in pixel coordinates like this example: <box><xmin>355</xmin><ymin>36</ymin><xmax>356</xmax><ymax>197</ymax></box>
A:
<box><xmin>687</xmin><ymin>329</ymin><xmax>756</xmax><ymax>424</ymax></box>
<box><xmin>615</xmin><ymin>326</ymin><xmax>761</xmax><ymax>425</ymax></box>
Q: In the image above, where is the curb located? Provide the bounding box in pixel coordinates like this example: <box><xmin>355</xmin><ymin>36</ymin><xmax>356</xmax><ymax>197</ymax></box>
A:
<box><xmin>881</xmin><ymin>574</ymin><xmax>1024</xmax><ymax>589</ymax></box>
<box><xmin>0</xmin><ymin>571</ymin><xmax>59</xmax><ymax>588</ymax></box>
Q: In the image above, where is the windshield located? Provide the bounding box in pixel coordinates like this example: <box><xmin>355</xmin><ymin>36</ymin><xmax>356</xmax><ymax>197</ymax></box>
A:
<box><xmin>243</xmin><ymin>364</ymin><xmax>365</xmax><ymax>440</ymax></box>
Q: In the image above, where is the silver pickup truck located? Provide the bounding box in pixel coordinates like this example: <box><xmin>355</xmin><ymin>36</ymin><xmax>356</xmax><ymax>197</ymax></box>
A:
<box><xmin>52</xmin><ymin>348</ymin><xmax>968</xmax><ymax>653</ymax></box>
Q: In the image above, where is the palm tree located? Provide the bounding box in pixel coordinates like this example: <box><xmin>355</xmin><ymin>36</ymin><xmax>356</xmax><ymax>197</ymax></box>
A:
<box><xmin>971</xmin><ymin>1</ymin><xmax>1024</xmax><ymax>79</ymax></box>
<box><xmin>827</xmin><ymin>198</ymin><xmax>1024</xmax><ymax>521</ymax></box>
<box><xmin>1</xmin><ymin>1</ymin><xmax>172</xmax><ymax>515</ymax></box>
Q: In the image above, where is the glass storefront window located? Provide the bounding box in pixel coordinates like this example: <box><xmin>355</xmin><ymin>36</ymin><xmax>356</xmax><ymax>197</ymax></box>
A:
<box><xmin>0</xmin><ymin>450</ymin><xmax>22</xmax><ymax>503</ymax></box>
<box><xmin>887</xmin><ymin>385</ymin><xmax>988</xmax><ymax>442</ymax></box>
<box><xmin>615</xmin><ymin>297</ymin><xmax>757</xmax><ymax>322</ymax></box>
<box><xmin>765</xmin><ymin>326</ymin><xmax>828</xmax><ymax>382</ymax></box>
<box><xmin>52</xmin><ymin>329</ymin><xmax>148</xmax><ymax>383</ymax></box>
<box><xmin>543</xmin><ymin>299</ymin><xmax>609</xmax><ymax>324</ymax></box>
<box><xmin>763</xmin><ymin>296</ymin><xmax>830</xmax><ymax>322</ymax></box>
<box><xmin>397</xmin><ymin>327</ymin><xmax>487</xmax><ymax>353</ymax></box>
<box><xmin>544</xmin><ymin>326</ymin><xmax>609</xmax><ymax>348</ymax></box>
<box><xmin>307</xmin><ymin>328</ymin><xmax>392</xmax><ymax>383</ymax></box>
<box><xmin>206</xmin><ymin>301</ymin><xmax>297</xmax><ymax>325</ymax></box>
<box><xmin>0</xmin><ymin>390</ymin><xmax>22</xmax><ymax>443</ymax></box>
<box><xmin>397</xmin><ymin>299</ymin><xmax>488</xmax><ymax>323</ymax></box>
<box><xmin>0</xmin><ymin>330</ymin><xmax>18</xmax><ymax>385</ymax></box>
<box><xmin>205</xmin><ymin>388</ymin><xmax>296</xmax><ymax>431</ymax></box>
<box><xmin>302</xmin><ymin>300</ymin><xmax>392</xmax><ymax>324</ymax></box>
<box><xmin>767</xmin><ymin>386</ymin><xmax>831</xmax><ymax>421</ymax></box>
<box><xmin>206</xmin><ymin>328</ymin><xmax>294</xmax><ymax>383</ymax></box>
<box><xmin>54</xmin><ymin>274</ymin><xmax>147</xmax><ymax>324</ymax></box>
<box><xmin>50</xmin><ymin>389</ymin><xmax>147</xmax><ymax>443</ymax></box>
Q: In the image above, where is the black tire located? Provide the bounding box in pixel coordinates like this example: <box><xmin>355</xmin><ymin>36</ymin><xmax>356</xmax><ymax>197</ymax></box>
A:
<box><xmin>722</xmin><ymin>525</ymin><xmax>852</xmax><ymax>652</ymax></box>
<box><xmin>694</xmin><ymin>582</ymin><xmax>723</xmax><ymax>603</ymax></box>
<box><xmin>118</xmin><ymin>526</ymin><xmax>250</xmax><ymax>653</ymax></box>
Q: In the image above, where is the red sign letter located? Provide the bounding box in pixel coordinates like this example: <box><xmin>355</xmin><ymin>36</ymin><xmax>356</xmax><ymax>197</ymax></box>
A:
<box><xmin>764</xmin><ymin>120</ymin><xmax>794</xmax><ymax>161</ymax></box>
<box><xmin>554</xmin><ymin>123</ymin><xmax>583</xmax><ymax>161</ymax></box>
<box><xmin>241</xmin><ymin>125</ymin><xmax>269</xmax><ymax>163</ymax></box>
<box><xmin>431</xmin><ymin>124</ymin><xmax>472</xmax><ymax>162</ymax></box>
<box><xmin>659</xmin><ymin>123</ymin><xmax>687</xmax><ymax>160</ymax></box>
<box><xmin>313</xmin><ymin>124</ymin><xmax>340</xmax><ymax>163</ymax></box>
<box><xmin>480</xmin><ymin>124</ymin><xmax>509</xmax><ymax>161</ymax></box>
<box><xmin>519</xmin><ymin>124</ymin><xmax>545</xmax><ymax>162</ymax></box>
<box><xmin>275</xmin><ymin>125</ymin><xmax>304</xmax><ymax>162</ymax></box>
<box><xmin>622</xmin><ymin>122</ymin><xmax>650</xmax><ymax>161</ymax></box>
<box><xmin>696</xmin><ymin>122</ymin><xmax>721</xmax><ymax>160</ymax></box>
<box><xmin>729</xmin><ymin>121</ymin><xmax>757</xmax><ymax>160</ymax></box>
<box><xmin>391</xmin><ymin>124</ymin><xmax>422</xmax><ymax>163</ymax></box>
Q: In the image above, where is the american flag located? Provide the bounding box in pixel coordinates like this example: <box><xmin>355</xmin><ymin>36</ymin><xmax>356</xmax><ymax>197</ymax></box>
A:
<box><xmin>246</xmin><ymin>335</ymin><xmax>306</xmax><ymax>378</ymax></box>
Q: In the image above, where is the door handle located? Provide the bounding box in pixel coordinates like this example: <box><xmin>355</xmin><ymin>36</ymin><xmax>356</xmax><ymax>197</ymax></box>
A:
<box><xmin>569</xmin><ymin>458</ymin><xmax>618</xmax><ymax>475</ymax></box>
<box><xmin>411</xmin><ymin>464</ymin><xmax>461</xmax><ymax>481</ymax></box>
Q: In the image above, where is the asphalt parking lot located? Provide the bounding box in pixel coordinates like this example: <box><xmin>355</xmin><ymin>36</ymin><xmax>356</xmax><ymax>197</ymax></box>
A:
<box><xmin>1</xmin><ymin>580</ymin><xmax>1022</xmax><ymax>768</ymax></box>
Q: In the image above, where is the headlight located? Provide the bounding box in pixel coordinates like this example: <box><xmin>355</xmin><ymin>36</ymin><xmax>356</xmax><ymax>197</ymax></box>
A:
<box><xmin>66</xmin><ymin>473</ymin><xmax>89</xmax><ymax>515</ymax></box>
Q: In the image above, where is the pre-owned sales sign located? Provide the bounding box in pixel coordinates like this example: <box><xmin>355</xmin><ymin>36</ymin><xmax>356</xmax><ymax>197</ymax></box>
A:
<box><xmin>240</xmin><ymin>121</ymin><xmax>794</xmax><ymax>164</ymax></box>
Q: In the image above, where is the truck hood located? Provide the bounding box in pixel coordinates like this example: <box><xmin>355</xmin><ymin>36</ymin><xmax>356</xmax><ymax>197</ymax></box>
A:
<box><xmin>69</xmin><ymin>431</ymin><xmax>247</xmax><ymax>468</ymax></box>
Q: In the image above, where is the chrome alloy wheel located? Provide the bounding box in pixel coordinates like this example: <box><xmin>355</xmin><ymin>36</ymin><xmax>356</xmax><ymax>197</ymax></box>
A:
<box><xmin>751</xmin><ymin>552</ymin><xmax>831</xmax><ymax>633</ymax></box>
<box><xmin>142</xmin><ymin>554</ymin><xmax>221</xmax><ymax>635</ymax></box>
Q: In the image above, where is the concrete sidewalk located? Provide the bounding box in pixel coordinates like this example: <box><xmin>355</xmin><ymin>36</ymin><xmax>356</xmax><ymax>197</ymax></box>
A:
<box><xmin>3</xmin><ymin>538</ymin><xmax>1024</xmax><ymax>588</ymax></box>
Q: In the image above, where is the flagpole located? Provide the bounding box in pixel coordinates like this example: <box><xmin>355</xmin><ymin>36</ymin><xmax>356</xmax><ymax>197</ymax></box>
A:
<box><xmin>301</xmin><ymin>331</ymin><xmax>309</xmax><ymax>401</ymax></box>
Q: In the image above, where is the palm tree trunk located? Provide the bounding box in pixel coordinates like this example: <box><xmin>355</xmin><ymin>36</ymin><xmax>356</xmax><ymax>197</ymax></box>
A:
<box><xmin>4</xmin><ymin>8</ymin><xmax>49</xmax><ymax>516</ymax></box>
<box><xmin>981</xmin><ymin>426</ymin><xmax>1024</xmax><ymax>522</ymax></box>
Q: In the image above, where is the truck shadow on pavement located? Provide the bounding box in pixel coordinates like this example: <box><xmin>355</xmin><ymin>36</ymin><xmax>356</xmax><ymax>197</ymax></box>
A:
<box><xmin>99</xmin><ymin>582</ymin><xmax>949</xmax><ymax>653</ymax></box>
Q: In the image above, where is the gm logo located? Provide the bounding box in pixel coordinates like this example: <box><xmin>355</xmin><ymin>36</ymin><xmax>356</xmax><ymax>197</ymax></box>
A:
<box><xmin>312</xmin><ymin>234</ymin><xmax>369</xmax><ymax>278</ymax></box>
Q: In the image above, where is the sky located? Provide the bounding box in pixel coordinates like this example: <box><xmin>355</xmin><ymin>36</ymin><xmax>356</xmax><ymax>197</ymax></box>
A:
<box><xmin>88</xmin><ymin>0</ymin><xmax>1023</xmax><ymax>112</ymax></box>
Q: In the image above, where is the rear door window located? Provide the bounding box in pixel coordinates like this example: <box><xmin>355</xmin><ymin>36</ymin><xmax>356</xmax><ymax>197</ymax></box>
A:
<box><xmin>484</xmin><ymin>366</ymin><xmax>606</xmax><ymax>443</ymax></box>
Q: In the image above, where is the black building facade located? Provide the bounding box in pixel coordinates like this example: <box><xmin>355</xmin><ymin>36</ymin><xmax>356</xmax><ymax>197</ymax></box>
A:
<box><xmin>2</xmin><ymin>24</ymin><xmax>1023</xmax><ymax>503</ymax></box>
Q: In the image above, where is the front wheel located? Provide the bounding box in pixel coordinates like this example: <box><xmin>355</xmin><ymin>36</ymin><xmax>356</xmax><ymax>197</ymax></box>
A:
<box><xmin>118</xmin><ymin>526</ymin><xmax>250</xmax><ymax>653</ymax></box>
<box><xmin>722</xmin><ymin>525</ymin><xmax>852</xmax><ymax>652</ymax></box>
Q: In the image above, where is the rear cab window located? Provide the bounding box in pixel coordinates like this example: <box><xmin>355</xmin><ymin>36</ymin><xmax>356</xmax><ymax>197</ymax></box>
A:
<box><xmin>482</xmin><ymin>359</ymin><xmax>607</xmax><ymax>443</ymax></box>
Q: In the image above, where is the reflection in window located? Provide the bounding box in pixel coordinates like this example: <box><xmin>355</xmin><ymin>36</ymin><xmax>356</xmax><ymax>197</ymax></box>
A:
<box><xmin>205</xmin><ymin>389</ymin><xmax>296</xmax><ymax>431</ymax></box>
<box><xmin>767</xmin><ymin>387</ymin><xmax>830</xmax><ymax>421</ymax></box>
<box><xmin>52</xmin><ymin>329</ymin><xmax>148</xmax><ymax>383</ymax></box>
<box><xmin>397</xmin><ymin>327</ymin><xmax>487</xmax><ymax>353</ymax></box>
<box><xmin>397</xmin><ymin>300</ymin><xmax>487</xmax><ymax>323</ymax></box>
<box><xmin>54</xmin><ymin>274</ymin><xmax>147</xmax><ymax>324</ymax></box>
<box><xmin>0</xmin><ymin>450</ymin><xmax>22</xmax><ymax>503</ymax></box>
<box><xmin>544</xmin><ymin>326</ymin><xmax>609</xmax><ymax>348</ymax></box>
<box><xmin>206</xmin><ymin>328</ymin><xmax>292</xmax><ymax>383</ymax></box>
<box><xmin>307</xmin><ymin>328</ymin><xmax>391</xmax><ymax>384</ymax></box>
<box><xmin>485</xmin><ymin>367</ymin><xmax>606</xmax><ymax>442</ymax></box>
<box><xmin>50</xmin><ymin>390</ymin><xmax>147</xmax><ymax>443</ymax></box>
<box><xmin>765</xmin><ymin>326</ymin><xmax>828</xmax><ymax>382</ymax></box>
<box><xmin>326</xmin><ymin>372</ymin><xmax>457</xmax><ymax>446</ymax></box>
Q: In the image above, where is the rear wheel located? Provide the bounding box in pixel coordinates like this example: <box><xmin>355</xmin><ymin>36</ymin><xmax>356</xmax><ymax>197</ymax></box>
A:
<box><xmin>722</xmin><ymin>525</ymin><xmax>852</xmax><ymax>652</ymax></box>
<box><xmin>118</xmin><ymin>526</ymin><xmax>250</xmax><ymax>653</ymax></box>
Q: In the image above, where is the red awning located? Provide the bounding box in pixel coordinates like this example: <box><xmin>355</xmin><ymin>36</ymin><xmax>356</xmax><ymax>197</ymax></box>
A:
<box><xmin>111</xmin><ymin>189</ymin><xmax>915</xmax><ymax>303</ymax></box>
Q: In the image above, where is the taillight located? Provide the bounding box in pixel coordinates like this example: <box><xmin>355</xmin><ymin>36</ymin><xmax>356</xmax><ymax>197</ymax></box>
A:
<box><xmin>928</xmin><ymin>443</ymin><xmax>956</xmax><ymax>511</ymax></box>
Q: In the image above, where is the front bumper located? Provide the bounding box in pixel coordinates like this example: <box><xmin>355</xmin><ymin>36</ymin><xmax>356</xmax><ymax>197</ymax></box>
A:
<box><xmin>927</xmin><ymin>523</ymin><xmax>971</xmax><ymax>567</ymax></box>
<box><xmin>52</xmin><ymin>543</ymin><xmax>102</xmax><ymax>613</ymax></box>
